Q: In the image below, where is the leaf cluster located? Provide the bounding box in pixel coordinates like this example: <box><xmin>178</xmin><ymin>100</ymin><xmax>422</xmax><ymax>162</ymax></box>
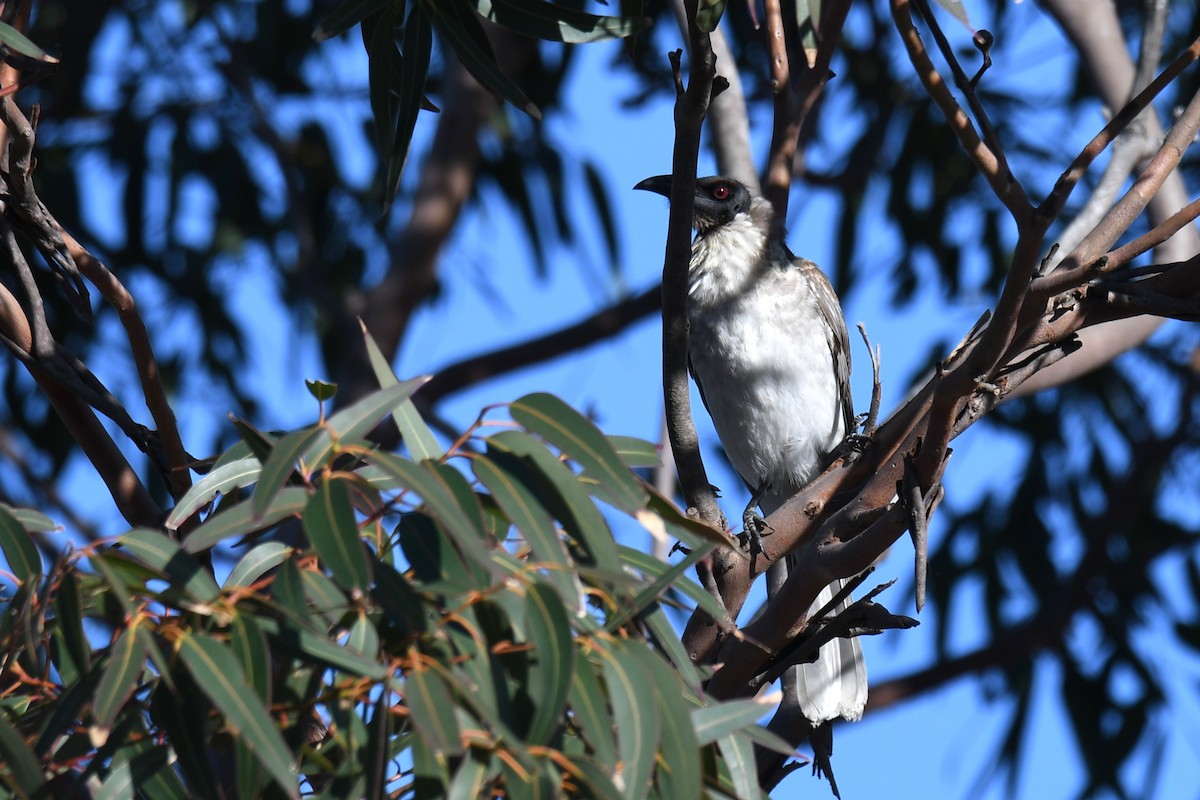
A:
<box><xmin>0</xmin><ymin>366</ymin><xmax>787</xmax><ymax>798</ymax></box>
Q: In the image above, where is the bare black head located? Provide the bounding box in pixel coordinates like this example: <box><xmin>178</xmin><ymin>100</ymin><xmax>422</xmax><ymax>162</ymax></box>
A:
<box><xmin>634</xmin><ymin>175</ymin><xmax>754</xmax><ymax>233</ymax></box>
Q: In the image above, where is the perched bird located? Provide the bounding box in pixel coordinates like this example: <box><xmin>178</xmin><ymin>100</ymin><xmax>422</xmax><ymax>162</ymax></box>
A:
<box><xmin>635</xmin><ymin>174</ymin><xmax>867</xmax><ymax>727</ymax></box>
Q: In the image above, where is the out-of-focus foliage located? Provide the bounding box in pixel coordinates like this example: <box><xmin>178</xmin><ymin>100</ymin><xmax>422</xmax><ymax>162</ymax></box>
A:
<box><xmin>0</xmin><ymin>364</ymin><xmax>789</xmax><ymax>797</ymax></box>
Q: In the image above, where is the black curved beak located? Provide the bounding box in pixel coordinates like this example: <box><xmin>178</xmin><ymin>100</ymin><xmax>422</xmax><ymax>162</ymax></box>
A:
<box><xmin>633</xmin><ymin>174</ymin><xmax>673</xmax><ymax>198</ymax></box>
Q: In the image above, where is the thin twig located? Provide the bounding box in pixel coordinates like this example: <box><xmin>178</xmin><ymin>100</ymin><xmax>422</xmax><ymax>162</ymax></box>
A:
<box><xmin>856</xmin><ymin>323</ymin><xmax>882</xmax><ymax>438</ymax></box>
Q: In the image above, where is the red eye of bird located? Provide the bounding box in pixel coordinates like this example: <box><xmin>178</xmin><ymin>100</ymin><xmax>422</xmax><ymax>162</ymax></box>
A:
<box><xmin>712</xmin><ymin>184</ymin><xmax>730</xmax><ymax>200</ymax></box>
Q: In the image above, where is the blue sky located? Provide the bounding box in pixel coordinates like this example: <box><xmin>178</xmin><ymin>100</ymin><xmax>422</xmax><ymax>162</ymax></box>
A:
<box><xmin>7</xmin><ymin>0</ymin><xmax>1200</xmax><ymax>796</ymax></box>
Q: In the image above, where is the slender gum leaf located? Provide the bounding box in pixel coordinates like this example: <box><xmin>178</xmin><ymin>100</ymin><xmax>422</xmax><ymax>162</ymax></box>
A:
<box><xmin>0</xmin><ymin>502</ymin><xmax>57</xmax><ymax>532</ymax></box>
<box><xmin>406</xmin><ymin>663</ymin><xmax>464</xmax><ymax>756</ymax></box>
<box><xmin>568</xmin><ymin>757</ymin><xmax>624</xmax><ymax>800</ymax></box>
<box><xmin>178</xmin><ymin>633</ymin><xmax>298</xmax><ymax>798</ymax></box>
<box><xmin>472</xmin><ymin>454</ymin><xmax>579</xmax><ymax>604</ymax></box>
<box><xmin>597</xmin><ymin>642</ymin><xmax>660</xmax><ymax>800</ymax></box>
<box><xmin>370</xmin><ymin>452</ymin><xmax>498</xmax><ymax>575</ymax></box>
<box><xmin>645</xmin><ymin>652</ymin><xmax>701</xmax><ymax>800</ymax></box>
<box><xmin>488</xmin><ymin>430</ymin><xmax>620</xmax><ymax>572</ymax></box>
<box><xmin>301</xmin><ymin>380</ymin><xmax>428</xmax><ymax>467</ymax></box>
<box><xmin>469</xmin><ymin>0</ymin><xmax>648</xmax><ymax>43</ymax></box>
<box><xmin>230</xmin><ymin>417</ymin><xmax>279</xmax><ymax>463</ymax></box>
<box><xmin>604</xmin><ymin>435</ymin><xmax>661</xmax><ymax>468</ymax></box>
<box><xmin>426</xmin><ymin>0</ymin><xmax>541</xmax><ymax>118</ymax></box>
<box><xmin>523</xmin><ymin>581</ymin><xmax>575</xmax><ymax>745</ymax></box>
<box><xmin>360</xmin><ymin>320</ymin><xmax>441</xmax><ymax>460</ymax></box>
<box><xmin>229</xmin><ymin>613</ymin><xmax>271</xmax><ymax>703</ymax></box>
<box><xmin>314</xmin><ymin>0</ymin><xmax>393</xmax><ymax>40</ymax></box>
<box><xmin>253</xmin><ymin>615</ymin><xmax>389</xmax><ymax>679</ymax></box>
<box><xmin>119</xmin><ymin>528</ymin><xmax>220</xmax><ymax>604</ymax></box>
<box><xmin>385</xmin><ymin>1</ymin><xmax>433</xmax><ymax>201</ymax></box>
<box><xmin>0</xmin><ymin>714</ymin><xmax>46</xmax><ymax>795</ymax></box>
<box><xmin>92</xmin><ymin>625</ymin><xmax>148</xmax><ymax>742</ymax></box>
<box><xmin>510</xmin><ymin>392</ymin><xmax>646</xmax><ymax>512</ymax></box>
<box><xmin>182</xmin><ymin>487</ymin><xmax>309</xmax><ymax>554</ymax></box>
<box><xmin>569</xmin><ymin>658</ymin><xmax>615</xmax><ymax>764</ymax></box>
<box><xmin>362</xmin><ymin>6</ymin><xmax>399</xmax><ymax>162</ymax></box>
<box><xmin>607</xmin><ymin>543</ymin><xmax>712</xmax><ymax>632</ymax></box>
<box><xmin>716</xmin><ymin>732</ymin><xmax>759</xmax><ymax>800</ymax></box>
<box><xmin>166</xmin><ymin>457</ymin><xmax>262</xmax><ymax>531</ymax></box>
<box><xmin>0</xmin><ymin>20</ymin><xmax>58</xmax><ymax>62</ymax></box>
<box><xmin>253</xmin><ymin>427</ymin><xmax>324</xmax><ymax>520</ymax></box>
<box><xmin>224</xmin><ymin>541</ymin><xmax>294</xmax><ymax>588</ymax></box>
<box><xmin>304</xmin><ymin>478</ymin><xmax>372</xmax><ymax>592</ymax></box>
<box><xmin>692</xmin><ymin>699</ymin><xmax>772</xmax><ymax>746</ymax></box>
<box><xmin>52</xmin><ymin>571</ymin><xmax>92</xmax><ymax>683</ymax></box>
<box><xmin>616</xmin><ymin>545</ymin><xmax>726</xmax><ymax>624</ymax></box>
<box><xmin>0</xmin><ymin>505</ymin><xmax>41</xmax><ymax>583</ymax></box>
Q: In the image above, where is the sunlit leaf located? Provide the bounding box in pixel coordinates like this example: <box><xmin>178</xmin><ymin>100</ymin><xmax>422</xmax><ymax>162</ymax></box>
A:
<box><xmin>597</xmin><ymin>641</ymin><xmax>659</xmax><ymax>799</ymax></box>
<box><xmin>165</xmin><ymin>457</ymin><xmax>261</xmax><ymax>531</ymax></box>
<box><xmin>469</xmin><ymin>0</ymin><xmax>648</xmax><ymax>43</ymax></box>
<box><xmin>225</xmin><ymin>541</ymin><xmax>295</xmax><ymax>588</ymax></box>
<box><xmin>406</xmin><ymin>664</ymin><xmax>464</xmax><ymax>757</ymax></box>
<box><xmin>92</xmin><ymin>624</ymin><xmax>149</xmax><ymax>744</ymax></box>
<box><xmin>252</xmin><ymin>427</ymin><xmax>323</xmax><ymax>520</ymax></box>
<box><xmin>178</xmin><ymin>633</ymin><xmax>298</xmax><ymax>798</ymax></box>
<box><xmin>360</xmin><ymin>321</ymin><xmax>441</xmax><ymax>460</ymax></box>
<box><xmin>0</xmin><ymin>20</ymin><xmax>59</xmax><ymax>63</ymax></box>
<box><xmin>304</xmin><ymin>477</ymin><xmax>372</xmax><ymax>592</ymax></box>
<box><xmin>0</xmin><ymin>504</ymin><xmax>42</xmax><ymax>583</ymax></box>
<box><xmin>119</xmin><ymin>528</ymin><xmax>221</xmax><ymax>604</ymax></box>
<box><xmin>510</xmin><ymin>392</ymin><xmax>646</xmax><ymax>512</ymax></box>
<box><xmin>182</xmin><ymin>487</ymin><xmax>310</xmax><ymax>554</ymax></box>
<box><xmin>523</xmin><ymin>581</ymin><xmax>575</xmax><ymax>745</ymax></box>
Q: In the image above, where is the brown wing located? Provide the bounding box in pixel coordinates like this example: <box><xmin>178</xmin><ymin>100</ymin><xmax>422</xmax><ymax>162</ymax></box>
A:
<box><xmin>796</xmin><ymin>257</ymin><xmax>854</xmax><ymax>435</ymax></box>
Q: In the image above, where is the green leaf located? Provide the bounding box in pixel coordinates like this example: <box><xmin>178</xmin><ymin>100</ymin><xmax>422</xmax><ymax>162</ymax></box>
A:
<box><xmin>446</xmin><ymin>748</ymin><xmax>493</xmax><ymax>800</ymax></box>
<box><xmin>178</xmin><ymin>633</ymin><xmax>298</xmax><ymax>798</ymax></box>
<box><xmin>254</xmin><ymin>615</ymin><xmax>389</xmax><ymax>680</ymax></box>
<box><xmin>472</xmin><ymin>454</ymin><xmax>579</xmax><ymax>604</ymax></box>
<box><xmin>567</xmin><ymin>755</ymin><xmax>624</xmax><ymax>800</ymax></box>
<box><xmin>360</xmin><ymin>321</ymin><xmax>441</xmax><ymax>460</ymax></box>
<box><xmin>314</xmin><ymin>0</ymin><xmax>393</xmax><ymax>40</ymax></box>
<box><xmin>607</xmin><ymin>543</ymin><xmax>711</xmax><ymax>632</ymax></box>
<box><xmin>695</xmin><ymin>0</ymin><xmax>727</xmax><ymax>32</ymax></box>
<box><xmin>645</xmin><ymin>652</ymin><xmax>701</xmax><ymax>800</ymax></box>
<box><xmin>229</xmin><ymin>613</ymin><xmax>272</xmax><ymax>703</ymax></box>
<box><xmin>501</xmin><ymin>753</ymin><xmax>559</xmax><ymax>800</ymax></box>
<box><xmin>0</xmin><ymin>504</ymin><xmax>42</xmax><ymax>583</ymax></box>
<box><xmin>302</xmin><ymin>380</ymin><xmax>429</xmax><ymax>467</ymax></box>
<box><xmin>641</xmin><ymin>483</ymin><xmax>732</xmax><ymax>549</ymax></box>
<box><xmin>305</xmin><ymin>379</ymin><xmax>338</xmax><ymax>401</ymax></box>
<box><xmin>301</xmin><ymin>569</ymin><xmax>351</xmax><ymax>625</ymax></box>
<box><xmin>569</xmin><ymin>658</ymin><xmax>614</xmax><ymax>765</ymax></box>
<box><xmin>716</xmin><ymin>731</ymin><xmax>760</xmax><ymax>799</ymax></box>
<box><xmin>182</xmin><ymin>487</ymin><xmax>309</xmax><ymax>554</ymax></box>
<box><xmin>510</xmin><ymin>392</ymin><xmax>646</xmax><ymax>512</ymax></box>
<box><xmin>119</xmin><ymin>528</ymin><xmax>221</xmax><ymax>604</ymax></box>
<box><xmin>165</xmin><ymin>457</ymin><xmax>262</xmax><ymax>532</ymax></box>
<box><xmin>51</xmin><ymin>571</ymin><xmax>91</xmax><ymax>684</ymax></box>
<box><xmin>149</xmin><ymin>675</ymin><xmax>221</xmax><ymax>799</ymax></box>
<box><xmin>230</xmin><ymin>416</ymin><xmax>279</xmax><ymax>464</ymax></box>
<box><xmin>640</xmin><ymin>603</ymin><xmax>703</xmax><ymax>691</ymax></box>
<box><xmin>523</xmin><ymin>581</ymin><xmax>575</xmax><ymax>745</ymax></box>
<box><xmin>0</xmin><ymin>503</ymin><xmax>58</xmax><ymax>533</ymax></box>
<box><xmin>346</xmin><ymin>611</ymin><xmax>381</xmax><ymax>659</ymax></box>
<box><xmin>372</xmin><ymin>559</ymin><xmax>427</xmax><ymax>638</ymax></box>
<box><xmin>692</xmin><ymin>699</ymin><xmax>771</xmax><ymax>746</ymax></box>
<box><xmin>488</xmin><ymin>430</ymin><xmax>620</xmax><ymax>572</ymax></box>
<box><xmin>604</xmin><ymin>435</ymin><xmax>661</xmax><ymax>469</ymax></box>
<box><xmin>597</xmin><ymin>642</ymin><xmax>660</xmax><ymax>800</ymax></box>
<box><xmin>225</xmin><ymin>541</ymin><xmax>295</xmax><ymax>588</ymax></box>
<box><xmin>0</xmin><ymin>713</ymin><xmax>46</xmax><ymax>795</ymax></box>
<box><xmin>426</xmin><ymin>0</ymin><xmax>541</xmax><ymax>119</ymax></box>
<box><xmin>0</xmin><ymin>20</ymin><xmax>59</xmax><ymax>63</ymax></box>
<box><xmin>616</xmin><ymin>545</ymin><xmax>725</xmax><ymax>626</ymax></box>
<box><xmin>253</xmin><ymin>427</ymin><xmax>324</xmax><ymax>520</ymax></box>
<box><xmin>92</xmin><ymin>624</ymin><xmax>148</xmax><ymax>744</ymax></box>
<box><xmin>934</xmin><ymin>0</ymin><xmax>971</xmax><ymax>27</ymax></box>
<box><xmin>469</xmin><ymin>0</ymin><xmax>648</xmax><ymax>43</ymax></box>
<box><xmin>365</xmin><ymin>689</ymin><xmax>394</xmax><ymax>800</ymax></box>
<box><xmin>405</xmin><ymin>665</ymin><xmax>464</xmax><ymax>756</ymax></box>
<box><xmin>371</xmin><ymin>452</ymin><xmax>497</xmax><ymax>575</ymax></box>
<box><xmin>383</xmin><ymin>1</ymin><xmax>433</xmax><ymax>201</ymax></box>
<box><xmin>304</xmin><ymin>477</ymin><xmax>372</xmax><ymax>592</ymax></box>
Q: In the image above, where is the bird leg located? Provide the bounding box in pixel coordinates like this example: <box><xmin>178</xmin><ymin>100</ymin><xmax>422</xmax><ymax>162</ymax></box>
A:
<box><xmin>739</xmin><ymin>481</ymin><xmax>773</xmax><ymax>572</ymax></box>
